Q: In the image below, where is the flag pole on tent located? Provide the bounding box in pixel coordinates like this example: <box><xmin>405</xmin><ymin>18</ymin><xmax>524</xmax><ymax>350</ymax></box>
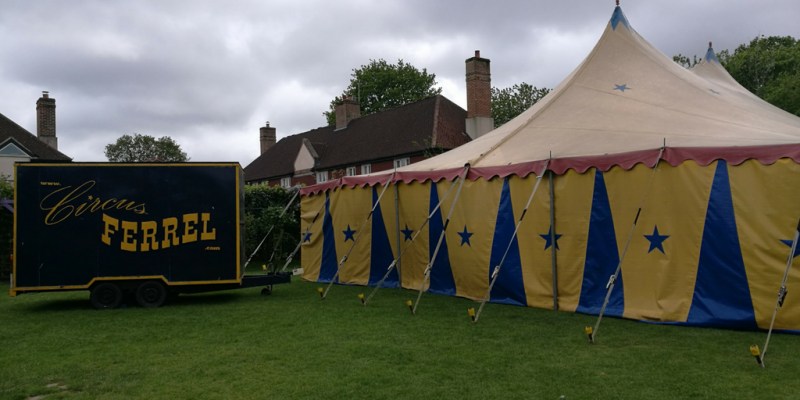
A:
<box><xmin>410</xmin><ymin>164</ymin><xmax>471</xmax><ymax>315</ymax></box>
<box><xmin>751</xmin><ymin>217</ymin><xmax>800</xmax><ymax>368</ymax></box>
<box><xmin>278</xmin><ymin>187</ymin><xmax>331</xmax><ymax>273</ymax></box>
<box><xmin>243</xmin><ymin>186</ymin><xmax>300</xmax><ymax>271</ymax></box>
<box><xmin>586</xmin><ymin>143</ymin><xmax>665</xmax><ymax>344</ymax></box>
<box><xmin>470</xmin><ymin>157</ymin><xmax>551</xmax><ymax>323</ymax></box>
<box><xmin>361</xmin><ymin>177</ymin><xmax>460</xmax><ymax>306</ymax></box>
<box><xmin>320</xmin><ymin>173</ymin><xmax>396</xmax><ymax>299</ymax></box>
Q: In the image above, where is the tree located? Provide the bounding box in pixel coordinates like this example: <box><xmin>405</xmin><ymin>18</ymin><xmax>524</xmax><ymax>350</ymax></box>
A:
<box><xmin>491</xmin><ymin>83</ymin><xmax>551</xmax><ymax>128</ymax></box>
<box><xmin>105</xmin><ymin>133</ymin><xmax>190</xmax><ymax>162</ymax></box>
<box><xmin>673</xmin><ymin>35</ymin><xmax>800</xmax><ymax>117</ymax></box>
<box><xmin>323</xmin><ymin>59</ymin><xmax>442</xmax><ymax>125</ymax></box>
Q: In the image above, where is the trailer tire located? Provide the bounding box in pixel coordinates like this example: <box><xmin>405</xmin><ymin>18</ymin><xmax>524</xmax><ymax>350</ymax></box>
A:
<box><xmin>261</xmin><ymin>286</ymin><xmax>272</xmax><ymax>296</ymax></box>
<box><xmin>136</xmin><ymin>281</ymin><xmax>167</xmax><ymax>308</ymax></box>
<box><xmin>90</xmin><ymin>282</ymin><xmax>123</xmax><ymax>310</ymax></box>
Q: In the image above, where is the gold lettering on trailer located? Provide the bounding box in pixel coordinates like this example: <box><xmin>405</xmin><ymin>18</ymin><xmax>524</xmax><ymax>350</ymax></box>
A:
<box><xmin>102</xmin><ymin>214</ymin><xmax>119</xmax><ymax>245</ymax></box>
<box><xmin>100</xmin><ymin>213</ymin><xmax>217</xmax><ymax>251</ymax></box>
<box><xmin>182</xmin><ymin>214</ymin><xmax>198</xmax><ymax>244</ymax></box>
<box><xmin>201</xmin><ymin>213</ymin><xmax>216</xmax><ymax>240</ymax></box>
<box><xmin>162</xmin><ymin>218</ymin><xmax>179</xmax><ymax>248</ymax></box>
<box><xmin>141</xmin><ymin>221</ymin><xmax>158</xmax><ymax>251</ymax></box>
<box><xmin>40</xmin><ymin>181</ymin><xmax>146</xmax><ymax>225</ymax></box>
<box><xmin>121</xmin><ymin>221</ymin><xmax>138</xmax><ymax>252</ymax></box>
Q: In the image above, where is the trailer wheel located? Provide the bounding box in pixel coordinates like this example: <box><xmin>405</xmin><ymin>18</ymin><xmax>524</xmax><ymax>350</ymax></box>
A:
<box><xmin>261</xmin><ymin>286</ymin><xmax>272</xmax><ymax>296</ymax></box>
<box><xmin>136</xmin><ymin>281</ymin><xmax>167</xmax><ymax>308</ymax></box>
<box><xmin>90</xmin><ymin>282</ymin><xmax>123</xmax><ymax>310</ymax></box>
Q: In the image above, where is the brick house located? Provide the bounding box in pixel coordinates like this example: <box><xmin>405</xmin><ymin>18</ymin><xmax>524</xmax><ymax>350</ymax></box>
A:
<box><xmin>244</xmin><ymin>51</ymin><xmax>494</xmax><ymax>187</ymax></box>
<box><xmin>0</xmin><ymin>92</ymin><xmax>71</xmax><ymax>184</ymax></box>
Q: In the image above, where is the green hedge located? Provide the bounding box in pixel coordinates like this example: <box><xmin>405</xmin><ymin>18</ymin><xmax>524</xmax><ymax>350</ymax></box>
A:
<box><xmin>244</xmin><ymin>185</ymin><xmax>301</xmax><ymax>270</ymax></box>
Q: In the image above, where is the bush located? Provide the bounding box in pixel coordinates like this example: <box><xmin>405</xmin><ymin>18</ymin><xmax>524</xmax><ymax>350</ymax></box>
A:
<box><xmin>244</xmin><ymin>185</ymin><xmax>301</xmax><ymax>270</ymax></box>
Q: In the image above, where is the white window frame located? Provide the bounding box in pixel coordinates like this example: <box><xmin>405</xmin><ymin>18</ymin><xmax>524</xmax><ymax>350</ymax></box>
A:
<box><xmin>316</xmin><ymin>171</ymin><xmax>329</xmax><ymax>183</ymax></box>
<box><xmin>280</xmin><ymin>177</ymin><xmax>291</xmax><ymax>188</ymax></box>
<box><xmin>394</xmin><ymin>157</ymin><xmax>410</xmax><ymax>169</ymax></box>
<box><xmin>361</xmin><ymin>164</ymin><xmax>371</xmax><ymax>175</ymax></box>
<box><xmin>346</xmin><ymin>166</ymin><xmax>356</xmax><ymax>177</ymax></box>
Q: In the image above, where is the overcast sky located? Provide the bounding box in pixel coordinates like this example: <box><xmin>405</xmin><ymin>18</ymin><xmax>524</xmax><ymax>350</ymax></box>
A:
<box><xmin>1</xmin><ymin>0</ymin><xmax>799</xmax><ymax>166</ymax></box>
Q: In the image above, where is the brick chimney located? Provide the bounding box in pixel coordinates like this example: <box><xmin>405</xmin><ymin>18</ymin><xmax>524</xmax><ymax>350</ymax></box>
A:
<box><xmin>334</xmin><ymin>95</ymin><xmax>360</xmax><ymax>130</ymax></box>
<box><xmin>36</xmin><ymin>91</ymin><xmax>58</xmax><ymax>149</ymax></box>
<box><xmin>260</xmin><ymin>122</ymin><xmax>276</xmax><ymax>154</ymax></box>
<box><xmin>465</xmin><ymin>50</ymin><xmax>494</xmax><ymax>139</ymax></box>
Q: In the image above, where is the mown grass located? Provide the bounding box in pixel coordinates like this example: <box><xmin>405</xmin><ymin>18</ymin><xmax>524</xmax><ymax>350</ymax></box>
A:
<box><xmin>1</xmin><ymin>271</ymin><xmax>799</xmax><ymax>400</ymax></box>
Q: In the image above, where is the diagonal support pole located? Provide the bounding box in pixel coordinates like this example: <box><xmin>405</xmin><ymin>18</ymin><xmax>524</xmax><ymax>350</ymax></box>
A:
<box><xmin>362</xmin><ymin>177</ymin><xmax>460</xmax><ymax>306</ymax></box>
<box><xmin>471</xmin><ymin>158</ymin><xmax>551</xmax><ymax>323</ymax></box>
<box><xmin>411</xmin><ymin>164</ymin><xmax>471</xmax><ymax>314</ymax></box>
<box><xmin>243</xmin><ymin>187</ymin><xmax>300</xmax><ymax>271</ymax></box>
<box><xmin>756</xmin><ymin>217</ymin><xmax>800</xmax><ymax>367</ymax></box>
<box><xmin>587</xmin><ymin>145</ymin><xmax>665</xmax><ymax>344</ymax></box>
<box><xmin>321</xmin><ymin>173</ymin><xmax>396</xmax><ymax>299</ymax></box>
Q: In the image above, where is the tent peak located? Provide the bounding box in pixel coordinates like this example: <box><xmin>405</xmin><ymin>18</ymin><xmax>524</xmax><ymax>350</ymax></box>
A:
<box><xmin>610</xmin><ymin>4</ymin><xmax>630</xmax><ymax>31</ymax></box>
<box><xmin>705</xmin><ymin>43</ymin><xmax>720</xmax><ymax>63</ymax></box>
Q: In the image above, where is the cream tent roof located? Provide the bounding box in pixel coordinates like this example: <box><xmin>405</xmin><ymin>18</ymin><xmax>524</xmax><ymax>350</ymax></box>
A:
<box><xmin>303</xmin><ymin>5</ymin><xmax>800</xmax><ymax>194</ymax></box>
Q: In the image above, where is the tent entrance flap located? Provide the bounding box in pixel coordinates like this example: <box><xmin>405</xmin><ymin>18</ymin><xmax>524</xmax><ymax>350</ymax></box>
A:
<box><xmin>472</xmin><ymin>158</ymin><xmax>551</xmax><ymax>324</ymax></box>
<box><xmin>363</xmin><ymin>178</ymin><xmax>460</xmax><ymax>307</ymax></box>
<box><xmin>589</xmin><ymin>145</ymin><xmax>665</xmax><ymax>344</ymax></box>
<box><xmin>321</xmin><ymin>173</ymin><xmax>395</xmax><ymax>299</ymax></box>
<box><xmin>411</xmin><ymin>165</ymin><xmax>470</xmax><ymax>315</ymax></box>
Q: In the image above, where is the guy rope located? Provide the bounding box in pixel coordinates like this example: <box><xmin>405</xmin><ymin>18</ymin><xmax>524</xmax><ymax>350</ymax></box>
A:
<box><xmin>470</xmin><ymin>157</ymin><xmax>551</xmax><ymax>323</ymax></box>
<box><xmin>587</xmin><ymin>144</ymin><xmax>665</xmax><ymax>344</ymax></box>
<box><xmin>319</xmin><ymin>173</ymin><xmax>396</xmax><ymax>299</ymax></box>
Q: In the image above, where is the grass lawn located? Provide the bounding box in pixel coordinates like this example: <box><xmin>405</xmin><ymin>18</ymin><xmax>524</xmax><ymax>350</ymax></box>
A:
<box><xmin>1</xmin><ymin>267</ymin><xmax>799</xmax><ymax>400</ymax></box>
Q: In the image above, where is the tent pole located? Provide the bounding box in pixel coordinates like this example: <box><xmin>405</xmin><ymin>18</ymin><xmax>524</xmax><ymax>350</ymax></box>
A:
<box><xmin>279</xmin><ymin>191</ymin><xmax>329</xmax><ymax>272</ymax></box>
<box><xmin>550</xmin><ymin>170</ymin><xmax>558</xmax><ymax>311</ymax></box>
<box><xmin>587</xmin><ymin>146</ymin><xmax>665</xmax><ymax>344</ymax></box>
<box><xmin>756</xmin><ymin>218</ymin><xmax>800</xmax><ymax>367</ymax></box>
<box><xmin>395</xmin><ymin>180</ymin><xmax>402</xmax><ymax>289</ymax></box>
<box><xmin>471</xmin><ymin>159</ymin><xmax>550</xmax><ymax>323</ymax></box>
<box><xmin>243</xmin><ymin>187</ymin><xmax>300</xmax><ymax>271</ymax></box>
<box><xmin>321</xmin><ymin>173</ymin><xmax>396</xmax><ymax>299</ymax></box>
<box><xmin>411</xmin><ymin>164</ymin><xmax>471</xmax><ymax>315</ymax></box>
<box><xmin>362</xmin><ymin>176</ymin><xmax>460</xmax><ymax>306</ymax></box>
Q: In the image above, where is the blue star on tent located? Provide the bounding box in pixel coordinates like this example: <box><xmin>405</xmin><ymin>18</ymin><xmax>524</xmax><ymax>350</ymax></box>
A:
<box><xmin>540</xmin><ymin>225</ymin><xmax>563</xmax><ymax>250</ymax></box>
<box><xmin>343</xmin><ymin>225</ymin><xmax>356</xmax><ymax>242</ymax></box>
<box><xmin>400</xmin><ymin>224</ymin><xmax>414</xmax><ymax>242</ymax></box>
<box><xmin>708</xmin><ymin>89</ymin><xmax>720</xmax><ymax>95</ymax></box>
<box><xmin>779</xmin><ymin>239</ymin><xmax>800</xmax><ymax>258</ymax></box>
<box><xmin>302</xmin><ymin>232</ymin><xmax>312</xmax><ymax>243</ymax></box>
<box><xmin>613</xmin><ymin>84</ymin><xmax>630</xmax><ymax>92</ymax></box>
<box><xmin>644</xmin><ymin>226</ymin><xmax>669</xmax><ymax>254</ymax></box>
<box><xmin>458</xmin><ymin>225</ymin><xmax>474</xmax><ymax>247</ymax></box>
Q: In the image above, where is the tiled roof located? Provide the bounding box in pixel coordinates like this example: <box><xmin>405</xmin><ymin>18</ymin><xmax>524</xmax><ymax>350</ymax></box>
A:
<box><xmin>244</xmin><ymin>95</ymin><xmax>468</xmax><ymax>182</ymax></box>
<box><xmin>0</xmin><ymin>112</ymin><xmax>71</xmax><ymax>161</ymax></box>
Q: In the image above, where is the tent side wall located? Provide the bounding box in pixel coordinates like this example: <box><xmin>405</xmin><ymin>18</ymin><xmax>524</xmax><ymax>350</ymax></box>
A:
<box><xmin>300</xmin><ymin>158</ymin><xmax>800</xmax><ymax>332</ymax></box>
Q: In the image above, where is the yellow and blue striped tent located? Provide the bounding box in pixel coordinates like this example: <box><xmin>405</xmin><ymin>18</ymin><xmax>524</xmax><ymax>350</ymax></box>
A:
<box><xmin>300</xmin><ymin>5</ymin><xmax>800</xmax><ymax>332</ymax></box>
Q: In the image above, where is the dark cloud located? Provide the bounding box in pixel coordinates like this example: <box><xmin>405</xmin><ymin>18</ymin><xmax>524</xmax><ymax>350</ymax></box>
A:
<box><xmin>1</xmin><ymin>0</ymin><xmax>798</xmax><ymax>164</ymax></box>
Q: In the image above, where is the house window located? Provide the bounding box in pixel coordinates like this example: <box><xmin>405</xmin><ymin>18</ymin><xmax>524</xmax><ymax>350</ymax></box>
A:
<box><xmin>361</xmin><ymin>164</ymin><xmax>371</xmax><ymax>175</ymax></box>
<box><xmin>394</xmin><ymin>158</ymin><xmax>410</xmax><ymax>169</ymax></box>
<box><xmin>316</xmin><ymin>171</ymin><xmax>328</xmax><ymax>183</ymax></box>
<box><xmin>346</xmin><ymin>167</ymin><xmax>356</xmax><ymax>177</ymax></box>
<box><xmin>281</xmin><ymin>177</ymin><xmax>291</xmax><ymax>188</ymax></box>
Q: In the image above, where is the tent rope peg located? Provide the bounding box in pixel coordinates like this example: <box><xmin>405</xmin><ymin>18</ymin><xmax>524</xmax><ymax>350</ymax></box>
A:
<box><xmin>585</xmin><ymin>326</ymin><xmax>594</xmax><ymax>343</ymax></box>
<box><xmin>750</xmin><ymin>345</ymin><xmax>764</xmax><ymax>367</ymax></box>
